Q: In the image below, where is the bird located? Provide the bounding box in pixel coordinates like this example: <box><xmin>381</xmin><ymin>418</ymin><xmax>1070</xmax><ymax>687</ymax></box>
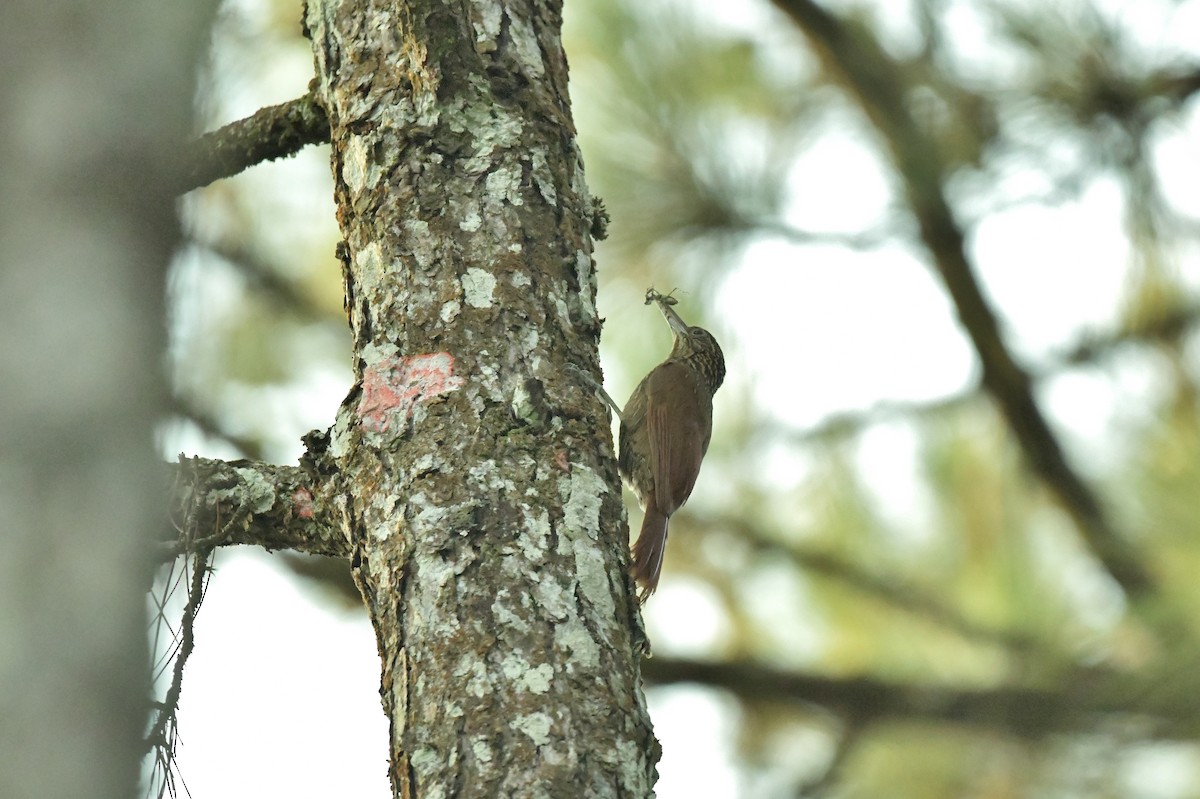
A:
<box><xmin>613</xmin><ymin>289</ymin><xmax>725</xmax><ymax>600</ymax></box>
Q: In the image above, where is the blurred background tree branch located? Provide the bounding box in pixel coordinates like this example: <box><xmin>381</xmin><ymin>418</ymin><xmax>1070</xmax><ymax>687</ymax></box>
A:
<box><xmin>166</xmin><ymin>0</ymin><xmax>1200</xmax><ymax>796</ymax></box>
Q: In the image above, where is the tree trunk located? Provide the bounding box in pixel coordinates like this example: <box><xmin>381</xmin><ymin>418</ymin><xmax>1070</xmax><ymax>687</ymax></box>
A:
<box><xmin>0</xmin><ymin>2</ymin><xmax>216</xmax><ymax>798</ymax></box>
<box><xmin>304</xmin><ymin>0</ymin><xmax>658</xmax><ymax>795</ymax></box>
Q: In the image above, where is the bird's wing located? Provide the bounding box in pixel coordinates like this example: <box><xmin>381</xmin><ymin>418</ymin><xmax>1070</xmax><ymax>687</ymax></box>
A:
<box><xmin>644</xmin><ymin>362</ymin><xmax>708</xmax><ymax>518</ymax></box>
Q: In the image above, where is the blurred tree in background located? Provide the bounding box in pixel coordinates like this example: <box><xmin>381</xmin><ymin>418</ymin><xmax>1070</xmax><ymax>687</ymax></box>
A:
<box><xmin>171</xmin><ymin>0</ymin><xmax>1200</xmax><ymax>795</ymax></box>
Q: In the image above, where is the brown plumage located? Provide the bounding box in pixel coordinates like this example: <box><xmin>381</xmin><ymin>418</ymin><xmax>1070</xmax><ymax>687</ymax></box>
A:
<box><xmin>618</xmin><ymin>291</ymin><xmax>725</xmax><ymax>600</ymax></box>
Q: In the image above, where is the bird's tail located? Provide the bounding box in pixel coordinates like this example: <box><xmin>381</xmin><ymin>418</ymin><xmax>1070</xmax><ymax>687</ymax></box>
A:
<box><xmin>631</xmin><ymin>508</ymin><xmax>669</xmax><ymax>602</ymax></box>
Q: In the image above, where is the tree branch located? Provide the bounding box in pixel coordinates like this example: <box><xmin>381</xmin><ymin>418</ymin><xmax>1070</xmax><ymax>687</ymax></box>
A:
<box><xmin>193</xmin><ymin>234</ymin><xmax>339</xmax><ymax>320</ymax></box>
<box><xmin>179</xmin><ymin>91</ymin><xmax>329</xmax><ymax>193</ymax></box>
<box><xmin>697</xmin><ymin>514</ymin><xmax>1040</xmax><ymax>653</ymax></box>
<box><xmin>771</xmin><ymin>0</ymin><xmax>1154</xmax><ymax>598</ymax></box>
<box><xmin>782</xmin><ymin>298</ymin><xmax>1200</xmax><ymax>446</ymax></box>
<box><xmin>641</xmin><ymin>657</ymin><xmax>1186</xmax><ymax>739</ymax></box>
<box><xmin>169</xmin><ymin>394</ymin><xmax>267</xmax><ymax>460</ymax></box>
<box><xmin>1150</xmin><ymin>66</ymin><xmax>1200</xmax><ymax>105</ymax></box>
<box><xmin>163</xmin><ymin>454</ymin><xmax>347</xmax><ymax>560</ymax></box>
<box><xmin>1056</xmin><ymin>300</ymin><xmax>1200</xmax><ymax>366</ymax></box>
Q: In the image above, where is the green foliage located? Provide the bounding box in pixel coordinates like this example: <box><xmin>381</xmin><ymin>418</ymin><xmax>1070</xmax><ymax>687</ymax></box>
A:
<box><xmin>566</xmin><ymin>0</ymin><xmax>1200</xmax><ymax>794</ymax></box>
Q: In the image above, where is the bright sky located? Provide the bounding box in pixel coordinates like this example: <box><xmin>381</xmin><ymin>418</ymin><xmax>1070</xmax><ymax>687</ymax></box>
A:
<box><xmin>153</xmin><ymin>551</ymin><xmax>391</xmax><ymax>797</ymax></box>
<box><xmin>158</xmin><ymin>0</ymin><xmax>1200</xmax><ymax>796</ymax></box>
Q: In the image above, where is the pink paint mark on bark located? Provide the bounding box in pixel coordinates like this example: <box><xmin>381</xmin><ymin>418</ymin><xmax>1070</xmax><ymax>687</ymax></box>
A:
<box><xmin>292</xmin><ymin>487</ymin><xmax>315</xmax><ymax>520</ymax></box>
<box><xmin>358</xmin><ymin>352</ymin><xmax>466</xmax><ymax>432</ymax></box>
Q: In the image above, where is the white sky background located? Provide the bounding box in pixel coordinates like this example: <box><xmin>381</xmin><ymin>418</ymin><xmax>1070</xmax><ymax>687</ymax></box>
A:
<box><xmin>158</xmin><ymin>0</ymin><xmax>1200</xmax><ymax>797</ymax></box>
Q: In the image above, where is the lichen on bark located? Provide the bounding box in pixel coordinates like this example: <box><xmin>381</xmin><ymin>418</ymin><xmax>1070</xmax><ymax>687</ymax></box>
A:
<box><xmin>304</xmin><ymin>0</ymin><xmax>658</xmax><ymax>796</ymax></box>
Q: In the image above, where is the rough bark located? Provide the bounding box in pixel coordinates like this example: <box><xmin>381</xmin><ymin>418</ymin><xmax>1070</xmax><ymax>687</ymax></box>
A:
<box><xmin>0</xmin><ymin>2</ymin><xmax>216</xmax><ymax>797</ymax></box>
<box><xmin>300</xmin><ymin>0</ymin><xmax>658</xmax><ymax>796</ymax></box>
<box><xmin>163</xmin><ymin>455</ymin><xmax>349</xmax><ymax>560</ymax></box>
<box><xmin>180</xmin><ymin>92</ymin><xmax>330</xmax><ymax>192</ymax></box>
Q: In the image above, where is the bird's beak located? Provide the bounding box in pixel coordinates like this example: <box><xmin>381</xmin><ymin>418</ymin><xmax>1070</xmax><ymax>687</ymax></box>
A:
<box><xmin>655</xmin><ymin>298</ymin><xmax>690</xmax><ymax>338</ymax></box>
